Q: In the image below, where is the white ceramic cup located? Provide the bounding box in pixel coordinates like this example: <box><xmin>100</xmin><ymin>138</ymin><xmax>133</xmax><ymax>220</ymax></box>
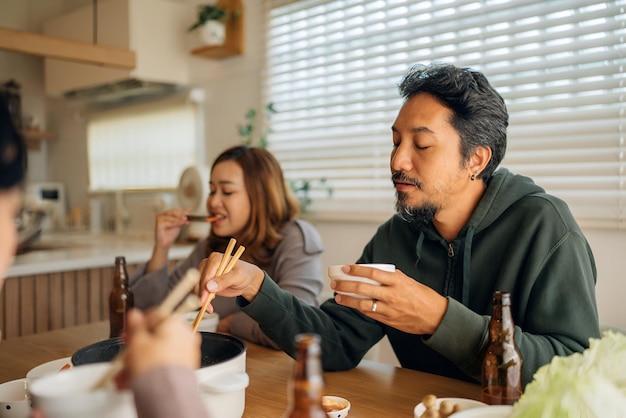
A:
<box><xmin>328</xmin><ymin>263</ymin><xmax>395</xmax><ymax>299</ymax></box>
<box><xmin>184</xmin><ymin>311</ymin><xmax>220</xmax><ymax>333</ymax></box>
<box><xmin>0</xmin><ymin>378</ymin><xmax>31</xmax><ymax>418</ymax></box>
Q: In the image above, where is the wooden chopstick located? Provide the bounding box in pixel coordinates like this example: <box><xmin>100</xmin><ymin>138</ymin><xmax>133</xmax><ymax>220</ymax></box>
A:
<box><xmin>90</xmin><ymin>268</ymin><xmax>201</xmax><ymax>391</ymax></box>
<box><xmin>190</xmin><ymin>238</ymin><xmax>235</xmax><ymax>332</ymax></box>
<box><xmin>191</xmin><ymin>239</ymin><xmax>245</xmax><ymax>333</ymax></box>
<box><xmin>187</xmin><ymin>215</ymin><xmax>219</xmax><ymax>223</ymax></box>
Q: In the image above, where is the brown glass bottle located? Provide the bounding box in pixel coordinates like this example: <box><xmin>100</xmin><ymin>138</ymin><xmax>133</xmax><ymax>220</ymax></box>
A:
<box><xmin>482</xmin><ymin>291</ymin><xmax>523</xmax><ymax>405</ymax></box>
<box><xmin>284</xmin><ymin>333</ymin><xmax>327</xmax><ymax>418</ymax></box>
<box><xmin>109</xmin><ymin>256</ymin><xmax>134</xmax><ymax>338</ymax></box>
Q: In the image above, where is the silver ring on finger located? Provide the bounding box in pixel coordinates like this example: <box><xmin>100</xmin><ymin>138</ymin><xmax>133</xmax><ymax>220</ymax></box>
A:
<box><xmin>371</xmin><ymin>300</ymin><xmax>378</xmax><ymax>313</ymax></box>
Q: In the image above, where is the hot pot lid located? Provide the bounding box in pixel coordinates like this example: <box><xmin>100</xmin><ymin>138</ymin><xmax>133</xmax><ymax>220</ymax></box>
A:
<box><xmin>72</xmin><ymin>332</ymin><xmax>246</xmax><ymax>367</ymax></box>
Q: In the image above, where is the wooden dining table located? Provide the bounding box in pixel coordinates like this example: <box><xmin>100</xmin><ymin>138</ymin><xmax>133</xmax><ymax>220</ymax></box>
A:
<box><xmin>0</xmin><ymin>321</ymin><xmax>482</xmax><ymax>417</ymax></box>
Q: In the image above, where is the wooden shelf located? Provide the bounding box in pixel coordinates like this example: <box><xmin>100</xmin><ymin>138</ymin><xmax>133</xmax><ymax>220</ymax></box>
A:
<box><xmin>22</xmin><ymin>128</ymin><xmax>54</xmax><ymax>151</ymax></box>
<box><xmin>0</xmin><ymin>27</ymin><xmax>136</xmax><ymax>70</ymax></box>
<box><xmin>191</xmin><ymin>0</ymin><xmax>244</xmax><ymax>60</ymax></box>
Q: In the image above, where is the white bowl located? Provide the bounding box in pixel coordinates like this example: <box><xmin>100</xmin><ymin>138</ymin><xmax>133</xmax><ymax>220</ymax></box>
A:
<box><xmin>451</xmin><ymin>405</ymin><xmax>514</xmax><ymax>417</ymax></box>
<box><xmin>328</xmin><ymin>263</ymin><xmax>395</xmax><ymax>299</ymax></box>
<box><xmin>29</xmin><ymin>363</ymin><xmax>136</xmax><ymax>418</ymax></box>
<box><xmin>184</xmin><ymin>311</ymin><xmax>219</xmax><ymax>333</ymax></box>
<box><xmin>0</xmin><ymin>378</ymin><xmax>31</xmax><ymax>418</ymax></box>
<box><xmin>26</xmin><ymin>357</ymin><xmax>72</xmax><ymax>383</ymax></box>
<box><xmin>323</xmin><ymin>395</ymin><xmax>350</xmax><ymax>418</ymax></box>
<box><xmin>413</xmin><ymin>397</ymin><xmax>487</xmax><ymax>418</ymax></box>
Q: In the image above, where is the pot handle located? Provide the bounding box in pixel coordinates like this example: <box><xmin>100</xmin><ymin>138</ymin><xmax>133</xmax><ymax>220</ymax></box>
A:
<box><xmin>199</xmin><ymin>372</ymin><xmax>249</xmax><ymax>394</ymax></box>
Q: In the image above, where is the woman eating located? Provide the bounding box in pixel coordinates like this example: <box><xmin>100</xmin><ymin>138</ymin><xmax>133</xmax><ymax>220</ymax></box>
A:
<box><xmin>130</xmin><ymin>145</ymin><xmax>324</xmax><ymax>348</ymax></box>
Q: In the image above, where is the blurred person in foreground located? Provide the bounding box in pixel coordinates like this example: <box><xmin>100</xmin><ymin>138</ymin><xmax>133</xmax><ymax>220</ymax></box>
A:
<box><xmin>197</xmin><ymin>62</ymin><xmax>600</xmax><ymax>387</ymax></box>
<box><xmin>0</xmin><ymin>97</ymin><xmax>207</xmax><ymax>418</ymax></box>
<box><xmin>0</xmin><ymin>96</ymin><xmax>26</xmax><ymax>299</ymax></box>
<box><xmin>130</xmin><ymin>145</ymin><xmax>324</xmax><ymax>349</ymax></box>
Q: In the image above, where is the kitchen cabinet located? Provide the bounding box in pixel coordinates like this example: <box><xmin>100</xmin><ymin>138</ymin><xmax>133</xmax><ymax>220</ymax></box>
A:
<box><xmin>1</xmin><ymin>264</ymin><xmax>129</xmax><ymax>339</ymax></box>
<box><xmin>2</xmin><ymin>232</ymin><xmax>193</xmax><ymax>339</ymax></box>
<box><xmin>0</xmin><ymin>260</ymin><xmax>182</xmax><ymax>339</ymax></box>
<box><xmin>43</xmin><ymin>0</ymin><xmax>189</xmax><ymax>97</ymax></box>
<box><xmin>0</xmin><ymin>26</ymin><xmax>135</xmax><ymax>70</ymax></box>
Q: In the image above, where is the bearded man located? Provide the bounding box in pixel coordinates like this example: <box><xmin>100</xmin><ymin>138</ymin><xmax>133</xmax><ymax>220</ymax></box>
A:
<box><xmin>197</xmin><ymin>63</ymin><xmax>600</xmax><ymax>386</ymax></box>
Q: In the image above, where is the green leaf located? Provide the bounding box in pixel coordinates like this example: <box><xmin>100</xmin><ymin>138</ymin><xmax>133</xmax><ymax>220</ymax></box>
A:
<box><xmin>245</xmin><ymin>109</ymin><xmax>257</xmax><ymax>121</ymax></box>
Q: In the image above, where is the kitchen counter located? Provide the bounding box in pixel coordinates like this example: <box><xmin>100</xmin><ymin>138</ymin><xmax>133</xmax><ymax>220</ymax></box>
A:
<box><xmin>8</xmin><ymin>231</ymin><xmax>195</xmax><ymax>277</ymax></box>
<box><xmin>3</xmin><ymin>231</ymin><xmax>196</xmax><ymax>339</ymax></box>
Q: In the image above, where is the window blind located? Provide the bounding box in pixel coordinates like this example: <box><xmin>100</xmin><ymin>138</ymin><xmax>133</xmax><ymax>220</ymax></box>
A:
<box><xmin>264</xmin><ymin>0</ymin><xmax>625</xmax><ymax>228</ymax></box>
<box><xmin>87</xmin><ymin>99</ymin><xmax>199</xmax><ymax>191</ymax></box>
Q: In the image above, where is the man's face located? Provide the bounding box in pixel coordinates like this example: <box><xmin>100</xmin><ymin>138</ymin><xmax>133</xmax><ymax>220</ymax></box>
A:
<box><xmin>390</xmin><ymin>93</ymin><xmax>467</xmax><ymax>223</ymax></box>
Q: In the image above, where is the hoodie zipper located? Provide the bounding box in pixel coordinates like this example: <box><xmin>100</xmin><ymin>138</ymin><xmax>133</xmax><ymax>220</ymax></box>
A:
<box><xmin>448</xmin><ymin>242</ymin><xmax>454</xmax><ymax>257</ymax></box>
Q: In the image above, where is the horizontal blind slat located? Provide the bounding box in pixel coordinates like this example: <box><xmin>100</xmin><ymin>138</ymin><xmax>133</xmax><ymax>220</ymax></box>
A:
<box><xmin>265</xmin><ymin>0</ymin><xmax>626</xmax><ymax>222</ymax></box>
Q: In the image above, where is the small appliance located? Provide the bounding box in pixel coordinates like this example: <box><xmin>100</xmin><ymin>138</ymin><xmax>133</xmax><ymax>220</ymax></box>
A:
<box><xmin>25</xmin><ymin>182</ymin><xmax>66</xmax><ymax>230</ymax></box>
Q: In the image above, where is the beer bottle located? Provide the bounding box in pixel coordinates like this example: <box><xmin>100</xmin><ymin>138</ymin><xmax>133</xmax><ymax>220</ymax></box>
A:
<box><xmin>482</xmin><ymin>291</ymin><xmax>523</xmax><ymax>405</ymax></box>
<box><xmin>284</xmin><ymin>333</ymin><xmax>327</xmax><ymax>418</ymax></box>
<box><xmin>109</xmin><ymin>256</ymin><xmax>134</xmax><ymax>338</ymax></box>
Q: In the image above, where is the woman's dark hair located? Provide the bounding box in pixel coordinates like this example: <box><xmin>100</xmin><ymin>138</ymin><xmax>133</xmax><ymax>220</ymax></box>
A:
<box><xmin>0</xmin><ymin>95</ymin><xmax>26</xmax><ymax>189</ymax></box>
<box><xmin>207</xmin><ymin>146</ymin><xmax>299</xmax><ymax>267</ymax></box>
<box><xmin>398</xmin><ymin>63</ymin><xmax>508</xmax><ymax>179</ymax></box>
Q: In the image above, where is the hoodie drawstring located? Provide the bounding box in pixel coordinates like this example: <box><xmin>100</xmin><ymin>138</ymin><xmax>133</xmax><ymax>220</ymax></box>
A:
<box><xmin>461</xmin><ymin>226</ymin><xmax>476</xmax><ymax>306</ymax></box>
<box><xmin>414</xmin><ymin>231</ymin><xmax>425</xmax><ymax>267</ymax></box>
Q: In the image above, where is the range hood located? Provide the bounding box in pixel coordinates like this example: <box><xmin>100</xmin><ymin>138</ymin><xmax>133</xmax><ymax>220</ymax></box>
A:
<box><xmin>62</xmin><ymin>78</ymin><xmax>185</xmax><ymax>106</ymax></box>
<box><xmin>43</xmin><ymin>0</ymin><xmax>191</xmax><ymax>106</ymax></box>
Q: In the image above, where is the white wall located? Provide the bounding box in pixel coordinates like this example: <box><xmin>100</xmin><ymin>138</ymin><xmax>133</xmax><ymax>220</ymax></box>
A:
<box><xmin>187</xmin><ymin>0</ymin><xmax>266</xmax><ymax>165</ymax></box>
<box><xmin>4</xmin><ymin>0</ymin><xmax>624</xmax><ymax>337</ymax></box>
<box><xmin>583</xmin><ymin>229</ymin><xmax>626</xmax><ymax>331</ymax></box>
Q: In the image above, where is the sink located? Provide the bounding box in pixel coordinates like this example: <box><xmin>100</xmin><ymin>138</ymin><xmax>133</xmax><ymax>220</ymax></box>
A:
<box><xmin>16</xmin><ymin>209</ymin><xmax>47</xmax><ymax>254</ymax></box>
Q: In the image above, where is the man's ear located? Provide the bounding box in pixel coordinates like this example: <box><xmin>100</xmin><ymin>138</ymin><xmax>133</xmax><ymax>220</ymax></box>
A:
<box><xmin>469</xmin><ymin>146</ymin><xmax>492</xmax><ymax>177</ymax></box>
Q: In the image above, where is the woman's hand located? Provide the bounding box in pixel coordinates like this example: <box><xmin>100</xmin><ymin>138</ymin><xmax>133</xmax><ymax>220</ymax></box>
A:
<box><xmin>146</xmin><ymin>209</ymin><xmax>191</xmax><ymax>273</ymax></box>
<box><xmin>154</xmin><ymin>208</ymin><xmax>191</xmax><ymax>250</ymax></box>
<box><xmin>216</xmin><ymin>314</ymin><xmax>234</xmax><ymax>333</ymax></box>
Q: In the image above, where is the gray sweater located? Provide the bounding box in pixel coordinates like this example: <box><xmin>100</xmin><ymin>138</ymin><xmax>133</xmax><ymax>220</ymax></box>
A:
<box><xmin>130</xmin><ymin>219</ymin><xmax>324</xmax><ymax>348</ymax></box>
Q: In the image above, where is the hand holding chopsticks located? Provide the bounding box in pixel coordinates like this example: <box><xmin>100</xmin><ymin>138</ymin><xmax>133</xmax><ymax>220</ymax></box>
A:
<box><xmin>192</xmin><ymin>238</ymin><xmax>245</xmax><ymax>333</ymax></box>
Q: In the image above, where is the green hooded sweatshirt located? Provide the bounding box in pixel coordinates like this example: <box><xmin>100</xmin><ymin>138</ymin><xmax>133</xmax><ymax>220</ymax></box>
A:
<box><xmin>239</xmin><ymin>168</ymin><xmax>600</xmax><ymax>386</ymax></box>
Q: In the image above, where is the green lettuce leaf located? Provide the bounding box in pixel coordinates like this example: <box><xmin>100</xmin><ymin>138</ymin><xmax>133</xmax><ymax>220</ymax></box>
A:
<box><xmin>511</xmin><ymin>331</ymin><xmax>626</xmax><ymax>417</ymax></box>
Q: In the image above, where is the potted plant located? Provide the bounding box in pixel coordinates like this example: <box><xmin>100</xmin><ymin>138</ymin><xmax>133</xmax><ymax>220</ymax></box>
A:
<box><xmin>188</xmin><ymin>4</ymin><xmax>241</xmax><ymax>46</ymax></box>
<box><xmin>289</xmin><ymin>178</ymin><xmax>334</xmax><ymax>214</ymax></box>
<box><xmin>237</xmin><ymin>102</ymin><xmax>277</xmax><ymax>149</ymax></box>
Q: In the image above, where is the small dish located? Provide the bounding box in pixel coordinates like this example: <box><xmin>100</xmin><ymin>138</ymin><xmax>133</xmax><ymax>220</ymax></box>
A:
<box><xmin>413</xmin><ymin>397</ymin><xmax>487</xmax><ymax>418</ymax></box>
<box><xmin>184</xmin><ymin>311</ymin><xmax>219</xmax><ymax>333</ymax></box>
<box><xmin>26</xmin><ymin>357</ymin><xmax>72</xmax><ymax>382</ymax></box>
<box><xmin>0</xmin><ymin>378</ymin><xmax>31</xmax><ymax>418</ymax></box>
<box><xmin>450</xmin><ymin>405</ymin><xmax>514</xmax><ymax>417</ymax></box>
<box><xmin>323</xmin><ymin>395</ymin><xmax>350</xmax><ymax>418</ymax></box>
